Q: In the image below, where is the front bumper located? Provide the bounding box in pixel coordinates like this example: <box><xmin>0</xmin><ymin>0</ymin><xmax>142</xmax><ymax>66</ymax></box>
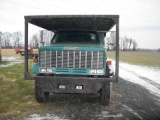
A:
<box><xmin>33</xmin><ymin>75</ymin><xmax>116</xmax><ymax>93</ymax></box>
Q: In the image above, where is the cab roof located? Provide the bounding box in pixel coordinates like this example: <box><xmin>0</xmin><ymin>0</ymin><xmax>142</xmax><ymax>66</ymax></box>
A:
<box><xmin>25</xmin><ymin>15</ymin><xmax>119</xmax><ymax>32</ymax></box>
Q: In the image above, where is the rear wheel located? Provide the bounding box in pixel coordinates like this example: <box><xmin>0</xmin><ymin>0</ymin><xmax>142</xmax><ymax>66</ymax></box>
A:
<box><xmin>100</xmin><ymin>82</ymin><xmax>111</xmax><ymax>105</ymax></box>
<box><xmin>35</xmin><ymin>79</ymin><xmax>49</xmax><ymax>102</ymax></box>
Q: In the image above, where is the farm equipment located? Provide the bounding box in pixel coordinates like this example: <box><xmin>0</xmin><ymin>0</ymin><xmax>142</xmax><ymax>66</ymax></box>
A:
<box><xmin>0</xmin><ymin>32</ymin><xmax>2</xmax><ymax>62</ymax></box>
<box><xmin>0</xmin><ymin>47</ymin><xmax>1</xmax><ymax>62</ymax></box>
<box><xmin>24</xmin><ymin>15</ymin><xmax>119</xmax><ymax>105</ymax></box>
<box><xmin>15</xmin><ymin>44</ymin><xmax>38</xmax><ymax>59</ymax></box>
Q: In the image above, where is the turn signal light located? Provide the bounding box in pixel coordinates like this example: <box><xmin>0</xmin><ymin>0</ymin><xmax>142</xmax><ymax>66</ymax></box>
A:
<box><xmin>33</xmin><ymin>57</ymin><xmax>38</xmax><ymax>63</ymax></box>
<box><xmin>107</xmin><ymin>60</ymin><xmax>112</xmax><ymax>65</ymax></box>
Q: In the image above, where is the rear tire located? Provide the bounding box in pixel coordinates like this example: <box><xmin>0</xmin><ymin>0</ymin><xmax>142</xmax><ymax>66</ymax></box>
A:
<box><xmin>35</xmin><ymin>79</ymin><xmax>49</xmax><ymax>103</ymax></box>
<box><xmin>100</xmin><ymin>82</ymin><xmax>111</xmax><ymax>105</ymax></box>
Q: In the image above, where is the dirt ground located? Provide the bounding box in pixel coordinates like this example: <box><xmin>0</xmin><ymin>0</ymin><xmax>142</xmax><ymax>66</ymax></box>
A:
<box><xmin>21</xmin><ymin>78</ymin><xmax>160</xmax><ymax>120</ymax></box>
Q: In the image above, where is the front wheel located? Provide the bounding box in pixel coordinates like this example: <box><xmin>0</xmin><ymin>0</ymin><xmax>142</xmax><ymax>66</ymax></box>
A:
<box><xmin>35</xmin><ymin>79</ymin><xmax>49</xmax><ymax>103</ymax></box>
<box><xmin>100</xmin><ymin>82</ymin><xmax>111</xmax><ymax>105</ymax></box>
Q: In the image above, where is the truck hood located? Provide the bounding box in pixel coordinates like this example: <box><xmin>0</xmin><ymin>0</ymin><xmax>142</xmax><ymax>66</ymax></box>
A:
<box><xmin>39</xmin><ymin>43</ymin><xmax>105</xmax><ymax>51</ymax></box>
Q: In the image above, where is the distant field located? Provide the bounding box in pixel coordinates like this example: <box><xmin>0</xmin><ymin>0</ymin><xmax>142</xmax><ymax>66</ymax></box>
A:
<box><xmin>107</xmin><ymin>51</ymin><xmax>160</xmax><ymax>67</ymax></box>
<box><xmin>1</xmin><ymin>49</ymin><xmax>17</xmax><ymax>56</ymax></box>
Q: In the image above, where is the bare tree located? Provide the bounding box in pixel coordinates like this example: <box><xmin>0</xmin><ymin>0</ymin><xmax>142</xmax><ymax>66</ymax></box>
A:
<box><xmin>31</xmin><ymin>34</ymin><xmax>39</xmax><ymax>48</ymax></box>
<box><xmin>121</xmin><ymin>36</ymin><xmax>129</xmax><ymax>50</ymax></box>
<box><xmin>132</xmin><ymin>40</ymin><xmax>138</xmax><ymax>51</ymax></box>
<box><xmin>129</xmin><ymin>38</ymin><xmax>133</xmax><ymax>50</ymax></box>
<box><xmin>2</xmin><ymin>32</ymin><xmax>12</xmax><ymax>48</ymax></box>
<box><xmin>12</xmin><ymin>31</ymin><xmax>23</xmax><ymax>48</ymax></box>
<box><xmin>120</xmin><ymin>36</ymin><xmax>137</xmax><ymax>51</ymax></box>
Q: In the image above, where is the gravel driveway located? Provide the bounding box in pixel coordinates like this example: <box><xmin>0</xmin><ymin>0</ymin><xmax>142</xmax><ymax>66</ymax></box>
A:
<box><xmin>24</xmin><ymin>62</ymin><xmax>160</xmax><ymax>120</ymax></box>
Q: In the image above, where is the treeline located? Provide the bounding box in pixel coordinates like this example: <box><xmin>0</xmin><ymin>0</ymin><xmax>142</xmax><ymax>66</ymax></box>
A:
<box><xmin>0</xmin><ymin>31</ymin><xmax>23</xmax><ymax>48</ymax></box>
<box><xmin>137</xmin><ymin>48</ymin><xmax>160</xmax><ymax>52</ymax></box>
<box><xmin>120</xmin><ymin>36</ymin><xmax>138</xmax><ymax>51</ymax></box>
<box><xmin>0</xmin><ymin>30</ymin><xmax>138</xmax><ymax>51</ymax></box>
<box><xmin>2</xmin><ymin>30</ymin><xmax>158</xmax><ymax>52</ymax></box>
<box><xmin>0</xmin><ymin>30</ymin><xmax>54</xmax><ymax>49</ymax></box>
<box><xmin>105</xmin><ymin>35</ymin><xmax>138</xmax><ymax>51</ymax></box>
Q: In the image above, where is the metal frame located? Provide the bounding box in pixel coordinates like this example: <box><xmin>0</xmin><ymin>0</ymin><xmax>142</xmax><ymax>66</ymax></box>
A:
<box><xmin>24</xmin><ymin>15</ymin><xmax>119</xmax><ymax>82</ymax></box>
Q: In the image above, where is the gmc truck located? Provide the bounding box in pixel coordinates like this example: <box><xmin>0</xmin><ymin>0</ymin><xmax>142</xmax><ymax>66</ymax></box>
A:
<box><xmin>24</xmin><ymin>15</ymin><xmax>119</xmax><ymax>105</ymax></box>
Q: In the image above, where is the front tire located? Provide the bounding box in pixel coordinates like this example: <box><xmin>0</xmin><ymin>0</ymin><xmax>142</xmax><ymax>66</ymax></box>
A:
<box><xmin>100</xmin><ymin>82</ymin><xmax>111</xmax><ymax>105</ymax></box>
<box><xmin>35</xmin><ymin>79</ymin><xmax>49</xmax><ymax>103</ymax></box>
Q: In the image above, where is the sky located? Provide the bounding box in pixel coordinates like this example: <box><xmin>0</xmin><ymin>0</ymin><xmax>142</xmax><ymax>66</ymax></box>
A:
<box><xmin>0</xmin><ymin>0</ymin><xmax>160</xmax><ymax>49</ymax></box>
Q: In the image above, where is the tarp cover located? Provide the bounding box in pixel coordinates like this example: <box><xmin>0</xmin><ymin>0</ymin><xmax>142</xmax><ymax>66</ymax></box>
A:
<box><xmin>25</xmin><ymin>15</ymin><xmax>119</xmax><ymax>32</ymax></box>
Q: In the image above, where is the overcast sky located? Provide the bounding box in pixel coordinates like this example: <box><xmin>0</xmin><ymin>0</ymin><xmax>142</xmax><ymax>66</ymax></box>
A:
<box><xmin>0</xmin><ymin>0</ymin><xmax>160</xmax><ymax>49</ymax></box>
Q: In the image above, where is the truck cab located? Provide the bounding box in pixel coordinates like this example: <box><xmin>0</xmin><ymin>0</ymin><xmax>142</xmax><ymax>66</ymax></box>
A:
<box><xmin>33</xmin><ymin>30</ymin><xmax>109</xmax><ymax>77</ymax></box>
<box><xmin>24</xmin><ymin>15</ymin><xmax>119</xmax><ymax>105</ymax></box>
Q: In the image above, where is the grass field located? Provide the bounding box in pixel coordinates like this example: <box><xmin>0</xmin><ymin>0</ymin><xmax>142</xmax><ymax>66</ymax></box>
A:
<box><xmin>0</xmin><ymin>49</ymin><xmax>160</xmax><ymax>119</ymax></box>
<box><xmin>1</xmin><ymin>49</ymin><xmax>18</xmax><ymax>56</ymax></box>
<box><xmin>0</xmin><ymin>49</ymin><xmax>36</xmax><ymax>119</ymax></box>
<box><xmin>107</xmin><ymin>51</ymin><xmax>160</xmax><ymax>67</ymax></box>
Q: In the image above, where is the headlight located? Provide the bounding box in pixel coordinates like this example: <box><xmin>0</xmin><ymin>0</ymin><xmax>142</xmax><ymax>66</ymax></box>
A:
<box><xmin>90</xmin><ymin>69</ymin><xmax>104</xmax><ymax>75</ymax></box>
<box><xmin>40</xmin><ymin>68</ymin><xmax>52</xmax><ymax>73</ymax></box>
<box><xmin>46</xmin><ymin>68</ymin><xmax>52</xmax><ymax>73</ymax></box>
<box><xmin>97</xmin><ymin>70</ymin><xmax>104</xmax><ymax>74</ymax></box>
<box><xmin>40</xmin><ymin>68</ymin><xmax>46</xmax><ymax>73</ymax></box>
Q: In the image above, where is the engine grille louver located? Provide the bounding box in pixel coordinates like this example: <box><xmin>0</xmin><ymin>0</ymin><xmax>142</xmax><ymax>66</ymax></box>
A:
<box><xmin>40</xmin><ymin>50</ymin><xmax>104</xmax><ymax>69</ymax></box>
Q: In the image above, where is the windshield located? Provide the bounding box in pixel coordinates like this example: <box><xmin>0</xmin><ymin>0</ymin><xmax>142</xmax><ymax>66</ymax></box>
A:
<box><xmin>51</xmin><ymin>31</ymin><xmax>100</xmax><ymax>44</ymax></box>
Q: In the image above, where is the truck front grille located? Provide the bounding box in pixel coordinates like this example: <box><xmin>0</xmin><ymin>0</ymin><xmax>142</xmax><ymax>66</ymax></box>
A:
<box><xmin>40</xmin><ymin>51</ymin><xmax>104</xmax><ymax>69</ymax></box>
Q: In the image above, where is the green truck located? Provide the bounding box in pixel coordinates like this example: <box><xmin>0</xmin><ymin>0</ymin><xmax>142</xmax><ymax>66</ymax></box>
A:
<box><xmin>24</xmin><ymin>15</ymin><xmax>119</xmax><ymax>105</ymax></box>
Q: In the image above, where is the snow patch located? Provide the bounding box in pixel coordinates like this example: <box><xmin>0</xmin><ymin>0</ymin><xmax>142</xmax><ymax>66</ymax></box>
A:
<box><xmin>98</xmin><ymin>111</ymin><xmax>123</xmax><ymax>119</ymax></box>
<box><xmin>122</xmin><ymin>104</ymin><xmax>143</xmax><ymax>120</ymax></box>
<box><xmin>120</xmin><ymin>62</ymin><xmax>160</xmax><ymax>85</ymax></box>
<box><xmin>118</xmin><ymin>61</ymin><xmax>160</xmax><ymax>98</ymax></box>
<box><xmin>25</xmin><ymin>114</ymin><xmax>68</xmax><ymax>120</ymax></box>
<box><xmin>0</xmin><ymin>56</ymin><xmax>23</xmax><ymax>67</ymax></box>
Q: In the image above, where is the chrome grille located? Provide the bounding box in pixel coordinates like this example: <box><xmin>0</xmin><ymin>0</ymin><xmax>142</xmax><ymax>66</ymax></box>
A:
<box><xmin>40</xmin><ymin>50</ymin><xmax>104</xmax><ymax>69</ymax></box>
